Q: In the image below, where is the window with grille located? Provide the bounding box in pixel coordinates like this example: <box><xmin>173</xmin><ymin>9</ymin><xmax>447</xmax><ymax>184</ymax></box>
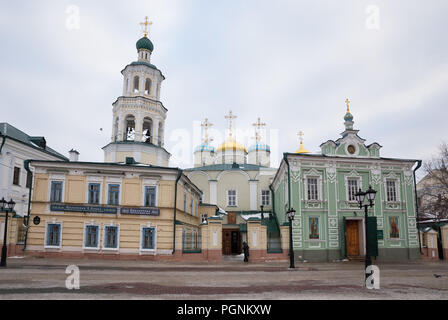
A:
<box><xmin>88</xmin><ymin>183</ymin><xmax>100</xmax><ymax>204</ymax></box>
<box><xmin>227</xmin><ymin>190</ymin><xmax>237</xmax><ymax>207</ymax></box>
<box><xmin>108</xmin><ymin>184</ymin><xmax>120</xmax><ymax>205</ymax></box>
<box><xmin>183</xmin><ymin>227</ymin><xmax>201</xmax><ymax>250</ymax></box>
<box><xmin>50</xmin><ymin>181</ymin><xmax>63</xmax><ymax>203</ymax></box>
<box><xmin>85</xmin><ymin>225</ymin><xmax>99</xmax><ymax>248</ymax></box>
<box><xmin>104</xmin><ymin>226</ymin><xmax>118</xmax><ymax>249</ymax></box>
<box><xmin>261</xmin><ymin>190</ymin><xmax>270</xmax><ymax>206</ymax></box>
<box><xmin>307</xmin><ymin>178</ymin><xmax>318</xmax><ymax>200</ymax></box>
<box><xmin>46</xmin><ymin>223</ymin><xmax>61</xmax><ymax>247</ymax></box>
<box><xmin>144</xmin><ymin>186</ymin><xmax>157</xmax><ymax>207</ymax></box>
<box><xmin>386</xmin><ymin>180</ymin><xmax>397</xmax><ymax>202</ymax></box>
<box><xmin>347</xmin><ymin>179</ymin><xmax>358</xmax><ymax>201</ymax></box>
<box><xmin>141</xmin><ymin>227</ymin><xmax>155</xmax><ymax>250</ymax></box>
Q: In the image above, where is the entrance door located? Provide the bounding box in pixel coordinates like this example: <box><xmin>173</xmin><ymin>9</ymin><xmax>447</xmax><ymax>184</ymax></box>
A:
<box><xmin>346</xmin><ymin>220</ymin><xmax>360</xmax><ymax>256</ymax></box>
<box><xmin>231</xmin><ymin>230</ymin><xmax>240</xmax><ymax>254</ymax></box>
<box><xmin>222</xmin><ymin>229</ymin><xmax>241</xmax><ymax>255</ymax></box>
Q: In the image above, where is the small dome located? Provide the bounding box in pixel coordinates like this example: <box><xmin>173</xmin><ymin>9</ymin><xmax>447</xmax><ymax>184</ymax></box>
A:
<box><xmin>344</xmin><ymin>112</ymin><xmax>353</xmax><ymax>122</ymax></box>
<box><xmin>248</xmin><ymin>143</ymin><xmax>270</xmax><ymax>153</ymax></box>
<box><xmin>216</xmin><ymin>138</ymin><xmax>247</xmax><ymax>153</ymax></box>
<box><xmin>136</xmin><ymin>37</ymin><xmax>154</xmax><ymax>52</ymax></box>
<box><xmin>195</xmin><ymin>143</ymin><xmax>215</xmax><ymax>153</ymax></box>
<box><xmin>295</xmin><ymin>141</ymin><xmax>310</xmax><ymax>154</ymax></box>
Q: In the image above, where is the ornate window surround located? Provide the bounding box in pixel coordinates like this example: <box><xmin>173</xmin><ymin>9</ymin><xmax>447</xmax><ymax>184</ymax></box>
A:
<box><xmin>383</xmin><ymin>172</ymin><xmax>401</xmax><ymax>203</ymax></box>
<box><xmin>344</xmin><ymin>170</ymin><xmax>363</xmax><ymax>203</ymax></box>
<box><xmin>303</xmin><ymin>168</ymin><xmax>323</xmax><ymax>202</ymax></box>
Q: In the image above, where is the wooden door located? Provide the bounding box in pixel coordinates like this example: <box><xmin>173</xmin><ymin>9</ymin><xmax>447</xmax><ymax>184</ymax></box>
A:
<box><xmin>222</xmin><ymin>230</ymin><xmax>232</xmax><ymax>255</ymax></box>
<box><xmin>346</xmin><ymin>220</ymin><xmax>360</xmax><ymax>256</ymax></box>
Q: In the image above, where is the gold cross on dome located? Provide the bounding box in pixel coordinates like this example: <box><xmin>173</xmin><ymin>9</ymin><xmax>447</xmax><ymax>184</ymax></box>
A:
<box><xmin>345</xmin><ymin>98</ymin><xmax>351</xmax><ymax>113</ymax></box>
<box><xmin>225</xmin><ymin>111</ymin><xmax>237</xmax><ymax>138</ymax></box>
<box><xmin>140</xmin><ymin>16</ymin><xmax>153</xmax><ymax>37</ymax></box>
<box><xmin>201</xmin><ymin>118</ymin><xmax>213</xmax><ymax>143</ymax></box>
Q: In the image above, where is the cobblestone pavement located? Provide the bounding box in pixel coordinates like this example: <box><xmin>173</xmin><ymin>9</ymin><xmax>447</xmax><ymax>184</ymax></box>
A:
<box><xmin>0</xmin><ymin>257</ymin><xmax>447</xmax><ymax>299</ymax></box>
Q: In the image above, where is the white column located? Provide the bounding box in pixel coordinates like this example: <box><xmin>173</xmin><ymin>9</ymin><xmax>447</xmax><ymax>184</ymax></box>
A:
<box><xmin>153</xmin><ymin>118</ymin><xmax>160</xmax><ymax>146</ymax></box>
<box><xmin>117</xmin><ymin>113</ymin><xmax>125</xmax><ymax>142</ymax></box>
<box><xmin>249</xmin><ymin>180</ymin><xmax>258</xmax><ymax>211</ymax></box>
<box><xmin>135</xmin><ymin>114</ymin><xmax>143</xmax><ymax>142</ymax></box>
<box><xmin>209</xmin><ymin>180</ymin><xmax>217</xmax><ymax>205</ymax></box>
<box><xmin>139</xmin><ymin>73</ymin><xmax>145</xmax><ymax>95</ymax></box>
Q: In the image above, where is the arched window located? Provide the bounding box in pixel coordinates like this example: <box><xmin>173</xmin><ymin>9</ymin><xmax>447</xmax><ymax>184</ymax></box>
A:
<box><xmin>133</xmin><ymin>76</ymin><xmax>140</xmax><ymax>93</ymax></box>
<box><xmin>145</xmin><ymin>78</ymin><xmax>152</xmax><ymax>95</ymax></box>
<box><xmin>124</xmin><ymin>115</ymin><xmax>136</xmax><ymax>141</ymax></box>
<box><xmin>142</xmin><ymin>117</ymin><xmax>153</xmax><ymax>144</ymax></box>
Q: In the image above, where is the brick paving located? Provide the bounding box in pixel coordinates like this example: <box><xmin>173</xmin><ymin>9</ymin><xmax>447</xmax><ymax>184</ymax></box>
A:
<box><xmin>0</xmin><ymin>257</ymin><xmax>447</xmax><ymax>299</ymax></box>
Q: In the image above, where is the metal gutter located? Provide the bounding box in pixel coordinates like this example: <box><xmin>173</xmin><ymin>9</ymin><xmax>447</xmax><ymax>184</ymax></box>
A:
<box><xmin>172</xmin><ymin>169</ymin><xmax>183</xmax><ymax>254</ymax></box>
<box><xmin>23</xmin><ymin>160</ymin><xmax>33</xmax><ymax>250</ymax></box>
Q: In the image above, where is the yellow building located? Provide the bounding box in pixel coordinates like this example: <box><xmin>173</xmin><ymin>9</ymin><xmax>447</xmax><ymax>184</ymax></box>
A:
<box><xmin>24</xmin><ymin>160</ymin><xmax>204</xmax><ymax>260</ymax></box>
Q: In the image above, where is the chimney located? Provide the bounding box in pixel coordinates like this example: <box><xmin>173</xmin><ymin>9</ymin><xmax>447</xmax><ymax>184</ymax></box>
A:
<box><xmin>69</xmin><ymin>149</ymin><xmax>80</xmax><ymax>162</ymax></box>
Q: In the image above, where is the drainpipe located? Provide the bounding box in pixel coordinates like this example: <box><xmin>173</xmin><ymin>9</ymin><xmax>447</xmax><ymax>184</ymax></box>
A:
<box><xmin>283</xmin><ymin>154</ymin><xmax>292</xmax><ymax>210</ymax></box>
<box><xmin>23</xmin><ymin>160</ymin><xmax>33</xmax><ymax>251</ymax></box>
<box><xmin>0</xmin><ymin>131</ymin><xmax>5</xmax><ymax>154</ymax></box>
<box><xmin>413</xmin><ymin>160</ymin><xmax>422</xmax><ymax>254</ymax></box>
<box><xmin>172</xmin><ymin>169</ymin><xmax>183</xmax><ymax>254</ymax></box>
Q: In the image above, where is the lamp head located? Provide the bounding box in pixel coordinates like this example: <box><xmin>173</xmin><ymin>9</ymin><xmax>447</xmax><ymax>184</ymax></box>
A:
<box><xmin>366</xmin><ymin>185</ymin><xmax>377</xmax><ymax>203</ymax></box>
<box><xmin>7</xmin><ymin>199</ymin><xmax>15</xmax><ymax>211</ymax></box>
<box><xmin>0</xmin><ymin>198</ymin><xmax>6</xmax><ymax>211</ymax></box>
<box><xmin>355</xmin><ymin>188</ymin><xmax>366</xmax><ymax>207</ymax></box>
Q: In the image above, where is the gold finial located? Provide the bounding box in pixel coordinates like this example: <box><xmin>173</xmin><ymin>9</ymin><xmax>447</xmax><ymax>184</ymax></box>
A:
<box><xmin>345</xmin><ymin>98</ymin><xmax>350</xmax><ymax>113</ymax></box>
<box><xmin>140</xmin><ymin>16</ymin><xmax>153</xmax><ymax>38</ymax></box>
<box><xmin>201</xmin><ymin>118</ymin><xmax>213</xmax><ymax>144</ymax></box>
<box><xmin>224</xmin><ymin>110</ymin><xmax>237</xmax><ymax>138</ymax></box>
<box><xmin>252</xmin><ymin>117</ymin><xmax>266</xmax><ymax>143</ymax></box>
<box><xmin>295</xmin><ymin>131</ymin><xmax>310</xmax><ymax>154</ymax></box>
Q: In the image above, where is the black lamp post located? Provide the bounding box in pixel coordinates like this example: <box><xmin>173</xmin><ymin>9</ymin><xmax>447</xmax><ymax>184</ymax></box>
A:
<box><xmin>1</xmin><ymin>197</ymin><xmax>16</xmax><ymax>267</ymax></box>
<box><xmin>286</xmin><ymin>208</ymin><xmax>296</xmax><ymax>269</ymax></box>
<box><xmin>355</xmin><ymin>186</ymin><xmax>376</xmax><ymax>286</ymax></box>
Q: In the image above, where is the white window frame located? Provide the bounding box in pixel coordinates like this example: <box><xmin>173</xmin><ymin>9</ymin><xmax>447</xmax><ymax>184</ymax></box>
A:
<box><xmin>143</xmin><ymin>185</ymin><xmax>158</xmax><ymax>207</ymax></box>
<box><xmin>44</xmin><ymin>221</ymin><xmax>63</xmax><ymax>249</ymax></box>
<box><xmin>140</xmin><ymin>224</ymin><xmax>157</xmax><ymax>252</ymax></box>
<box><xmin>260</xmin><ymin>189</ymin><xmax>270</xmax><ymax>206</ymax></box>
<box><xmin>102</xmin><ymin>223</ymin><xmax>120</xmax><ymax>251</ymax></box>
<box><xmin>83</xmin><ymin>222</ymin><xmax>101</xmax><ymax>250</ymax></box>
<box><xmin>227</xmin><ymin>189</ymin><xmax>238</xmax><ymax>207</ymax></box>
<box><xmin>107</xmin><ymin>183</ymin><xmax>121</xmax><ymax>206</ymax></box>
<box><xmin>86</xmin><ymin>176</ymin><xmax>103</xmax><ymax>205</ymax></box>
<box><xmin>384</xmin><ymin>176</ymin><xmax>401</xmax><ymax>203</ymax></box>
<box><xmin>48</xmin><ymin>175</ymin><xmax>66</xmax><ymax>203</ymax></box>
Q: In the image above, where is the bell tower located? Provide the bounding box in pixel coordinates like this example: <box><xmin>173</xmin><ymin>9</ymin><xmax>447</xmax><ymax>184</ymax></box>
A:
<box><xmin>103</xmin><ymin>17</ymin><xmax>170</xmax><ymax>166</ymax></box>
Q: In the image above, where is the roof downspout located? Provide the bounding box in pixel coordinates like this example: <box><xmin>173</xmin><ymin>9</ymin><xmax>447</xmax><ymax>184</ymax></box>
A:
<box><xmin>172</xmin><ymin>169</ymin><xmax>183</xmax><ymax>254</ymax></box>
<box><xmin>413</xmin><ymin>160</ymin><xmax>423</xmax><ymax>254</ymax></box>
<box><xmin>0</xmin><ymin>131</ymin><xmax>5</xmax><ymax>154</ymax></box>
<box><xmin>283</xmin><ymin>154</ymin><xmax>292</xmax><ymax>211</ymax></box>
<box><xmin>23</xmin><ymin>160</ymin><xmax>33</xmax><ymax>251</ymax></box>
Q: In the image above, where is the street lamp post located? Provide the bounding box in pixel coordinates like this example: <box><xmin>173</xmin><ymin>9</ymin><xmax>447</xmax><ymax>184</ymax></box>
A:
<box><xmin>286</xmin><ymin>208</ymin><xmax>296</xmax><ymax>269</ymax></box>
<box><xmin>355</xmin><ymin>186</ymin><xmax>376</xmax><ymax>287</ymax></box>
<box><xmin>1</xmin><ymin>197</ymin><xmax>16</xmax><ymax>267</ymax></box>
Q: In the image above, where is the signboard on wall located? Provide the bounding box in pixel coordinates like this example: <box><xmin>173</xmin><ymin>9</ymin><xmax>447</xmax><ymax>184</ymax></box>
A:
<box><xmin>50</xmin><ymin>204</ymin><xmax>117</xmax><ymax>214</ymax></box>
<box><xmin>120</xmin><ymin>207</ymin><xmax>160</xmax><ymax>216</ymax></box>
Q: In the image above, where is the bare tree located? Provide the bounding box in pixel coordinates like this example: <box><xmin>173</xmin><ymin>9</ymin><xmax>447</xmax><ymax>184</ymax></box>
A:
<box><xmin>419</xmin><ymin>142</ymin><xmax>448</xmax><ymax>222</ymax></box>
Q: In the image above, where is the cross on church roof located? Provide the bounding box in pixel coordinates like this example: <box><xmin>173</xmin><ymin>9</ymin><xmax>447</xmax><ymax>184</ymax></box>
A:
<box><xmin>140</xmin><ymin>16</ymin><xmax>153</xmax><ymax>37</ymax></box>
<box><xmin>201</xmin><ymin>118</ymin><xmax>213</xmax><ymax>143</ymax></box>
<box><xmin>298</xmin><ymin>131</ymin><xmax>304</xmax><ymax>143</ymax></box>
<box><xmin>252</xmin><ymin>117</ymin><xmax>266</xmax><ymax>143</ymax></box>
<box><xmin>225</xmin><ymin>111</ymin><xmax>237</xmax><ymax>138</ymax></box>
<box><xmin>345</xmin><ymin>98</ymin><xmax>351</xmax><ymax>113</ymax></box>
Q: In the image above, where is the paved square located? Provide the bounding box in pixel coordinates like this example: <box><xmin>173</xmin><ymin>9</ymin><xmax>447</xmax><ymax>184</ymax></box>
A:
<box><xmin>0</xmin><ymin>257</ymin><xmax>447</xmax><ymax>299</ymax></box>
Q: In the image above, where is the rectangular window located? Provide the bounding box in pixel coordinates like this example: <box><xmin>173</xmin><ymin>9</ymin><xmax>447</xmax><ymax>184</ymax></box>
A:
<box><xmin>201</xmin><ymin>214</ymin><xmax>208</xmax><ymax>224</ymax></box>
<box><xmin>26</xmin><ymin>171</ymin><xmax>32</xmax><ymax>189</ymax></box>
<box><xmin>144</xmin><ymin>186</ymin><xmax>157</xmax><ymax>207</ymax></box>
<box><xmin>190</xmin><ymin>199</ymin><xmax>194</xmax><ymax>215</ymax></box>
<box><xmin>227</xmin><ymin>190</ymin><xmax>237</xmax><ymax>207</ymax></box>
<box><xmin>85</xmin><ymin>225</ymin><xmax>99</xmax><ymax>248</ymax></box>
<box><xmin>108</xmin><ymin>184</ymin><xmax>120</xmax><ymax>205</ymax></box>
<box><xmin>50</xmin><ymin>181</ymin><xmax>63</xmax><ymax>203</ymax></box>
<box><xmin>141</xmin><ymin>227</ymin><xmax>155</xmax><ymax>250</ymax></box>
<box><xmin>46</xmin><ymin>223</ymin><xmax>61</xmax><ymax>247</ymax></box>
<box><xmin>13</xmin><ymin>167</ymin><xmax>20</xmax><ymax>186</ymax></box>
<box><xmin>88</xmin><ymin>183</ymin><xmax>101</xmax><ymax>204</ymax></box>
<box><xmin>309</xmin><ymin>217</ymin><xmax>320</xmax><ymax>240</ymax></box>
<box><xmin>389</xmin><ymin>217</ymin><xmax>400</xmax><ymax>239</ymax></box>
<box><xmin>183</xmin><ymin>227</ymin><xmax>201</xmax><ymax>250</ymax></box>
<box><xmin>386</xmin><ymin>180</ymin><xmax>397</xmax><ymax>202</ymax></box>
<box><xmin>347</xmin><ymin>179</ymin><xmax>358</xmax><ymax>201</ymax></box>
<box><xmin>307</xmin><ymin>178</ymin><xmax>318</xmax><ymax>200</ymax></box>
<box><xmin>261</xmin><ymin>190</ymin><xmax>270</xmax><ymax>206</ymax></box>
<box><xmin>104</xmin><ymin>226</ymin><xmax>118</xmax><ymax>249</ymax></box>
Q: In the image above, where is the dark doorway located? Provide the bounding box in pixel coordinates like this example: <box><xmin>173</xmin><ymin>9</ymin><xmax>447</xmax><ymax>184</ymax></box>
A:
<box><xmin>222</xmin><ymin>229</ymin><xmax>241</xmax><ymax>255</ymax></box>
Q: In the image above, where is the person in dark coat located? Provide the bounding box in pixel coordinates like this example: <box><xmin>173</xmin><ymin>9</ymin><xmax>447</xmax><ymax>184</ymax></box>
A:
<box><xmin>243</xmin><ymin>242</ymin><xmax>249</xmax><ymax>262</ymax></box>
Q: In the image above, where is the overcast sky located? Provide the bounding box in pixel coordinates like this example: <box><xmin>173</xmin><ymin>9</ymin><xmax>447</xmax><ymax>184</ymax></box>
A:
<box><xmin>1</xmin><ymin>0</ymin><xmax>447</xmax><ymax>173</ymax></box>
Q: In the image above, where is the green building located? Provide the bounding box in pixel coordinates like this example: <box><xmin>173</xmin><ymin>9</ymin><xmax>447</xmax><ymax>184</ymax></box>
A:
<box><xmin>271</xmin><ymin>102</ymin><xmax>421</xmax><ymax>262</ymax></box>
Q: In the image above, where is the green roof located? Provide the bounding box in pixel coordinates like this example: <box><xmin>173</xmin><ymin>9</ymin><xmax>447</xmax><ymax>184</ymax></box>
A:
<box><xmin>136</xmin><ymin>37</ymin><xmax>154</xmax><ymax>52</ymax></box>
<box><xmin>0</xmin><ymin>123</ymin><xmax>68</xmax><ymax>160</ymax></box>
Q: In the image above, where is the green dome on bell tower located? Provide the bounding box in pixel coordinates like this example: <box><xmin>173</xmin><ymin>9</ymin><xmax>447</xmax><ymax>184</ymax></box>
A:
<box><xmin>136</xmin><ymin>36</ymin><xmax>154</xmax><ymax>52</ymax></box>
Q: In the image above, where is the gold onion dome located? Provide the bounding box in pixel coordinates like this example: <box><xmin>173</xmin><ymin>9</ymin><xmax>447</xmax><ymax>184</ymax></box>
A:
<box><xmin>216</xmin><ymin>138</ymin><xmax>247</xmax><ymax>153</ymax></box>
